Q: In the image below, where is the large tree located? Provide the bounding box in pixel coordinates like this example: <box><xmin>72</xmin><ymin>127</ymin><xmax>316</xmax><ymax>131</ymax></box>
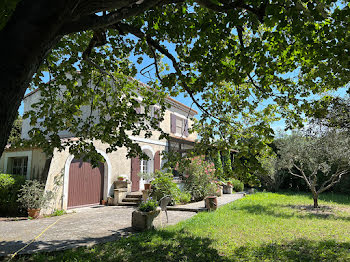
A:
<box><xmin>0</xmin><ymin>0</ymin><xmax>349</xmax><ymax>159</ymax></box>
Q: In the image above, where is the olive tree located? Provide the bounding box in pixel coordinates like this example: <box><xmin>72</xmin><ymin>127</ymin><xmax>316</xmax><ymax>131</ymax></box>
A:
<box><xmin>277</xmin><ymin>132</ymin><xmax>350</xmax><ymax>208</ymax></box>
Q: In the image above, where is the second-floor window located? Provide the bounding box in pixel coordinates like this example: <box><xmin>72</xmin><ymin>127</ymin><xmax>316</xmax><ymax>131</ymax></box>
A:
<box><xmin>171</xmin><ymin>113</ymin><xmax>189</xmax><ymax>137</ymax></box>
<box><xmin>176</xmin><ymin>118</ymin><xmax>184</xmax><ymax>134</ymax></box>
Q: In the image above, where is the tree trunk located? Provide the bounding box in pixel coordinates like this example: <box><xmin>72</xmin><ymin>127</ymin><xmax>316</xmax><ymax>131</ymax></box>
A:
<box><xmin>313</xmin><ymin>197</ymin><xmax>319</xmax><ymax>208</ymax></box>
<box><xmin>0</xmin><ymin>1</ymin><xmax>72</xmax><ymax>156</ymax></box>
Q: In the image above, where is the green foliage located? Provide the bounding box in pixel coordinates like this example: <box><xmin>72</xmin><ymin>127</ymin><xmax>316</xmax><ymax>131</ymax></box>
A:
<box><xmin>49</xmin><ymin>209</ymin><xmax>66</xmax><ymax>217</ymax></box>
<box><xmin>151</xmin><ymin>171</ymin><xmax>181</xmax><ymax>204</ymax></box>
<box><xmin>178</xmin><ymin>192</ymin><xmax>191</xmax><ymax>204</ymax></box>
<box><xmin>229</xmin><ymin>179</ymin><xmax>244</xmax><ymax>192</ymax></box>
<box><xmin>0</xmin><ymin>173</ymin><xmax>25</xmax><ymax>216</ymax></box>
<box><xmin>180</xmin><ymin>156</ymin><xmax>216</xmax><ymax>201</ymax></box>
<box><xmin>222</xmin><ymin>150</ymin><xmax>233</xmax><ymax>178</ymax></box>
<box><xmin>276</xmin><ymin>131</ymin><xmax>350</xmax><ymax>206</ymax></box>
<box><xmin>138</xmin><ymin>198</ymin><xmax>158</xmax><ymax>212</ymax></box>
<box><xmin>14</xmin><ymin>193</ymin><xmax>350</xmax><ymax>262</ymax></box>
<box><xmin>9</xmin><ymin>0</ymin><xmax>348</xmax><ymax>168</ymax></box>
<box><xmin>7</xmin><ymin>115</ymin><xmax>22</xmax><ymax>145</ymax></box>
<box><xmin>137</xmin><ymin>172</ymin><xmax>155</xmax><ymax>182</ymax></box>
<box><xmin>254</xmin><ymin>147</ymin><xmax>287</xmax><ymax>192</ymax></box>
<box><xmin>213</xmin><ymin>151</ymin><xmax>223</xmax><ymax>179</ymax></box>
<box><xmin>17</xmin><ymin>180</ymin><xmax>52</xmax><ymax>210</ymax></box>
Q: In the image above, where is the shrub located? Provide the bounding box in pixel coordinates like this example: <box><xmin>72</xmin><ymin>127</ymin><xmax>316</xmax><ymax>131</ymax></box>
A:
<box><xmin>151</xmin><ymin>171</ymin><xmax>181</xmax><ymax>204</ymax></box>
<box><xmin>138</xmin><ymin>198</ymin><xmax>158</xmax><ymax>212</ymax></box>
<box><xmin>213</xmin><ymin>151</ymin><xmax>224</xmax><ymax>179</ymax></box>
<box><xmin>181</xmin><ymin>156</ymin><xmax>216</xmax><ymax>201</ymax></box>
<box><xmin>0</xmin><ymin>173</ymin><xmax>26</xmax><ymax>216</ymax></box>
<box><xmin>51</xmin><ymin>209</ymin><xmax>66</xmax><ymax>217</ymax></box>
<box><xmin>230</xmin><ymin>179</ymin><xmax>244</xmax><ymax>192</ymax></box>
<box><xmin>17</xmin><ymin>180</ymin><xmax>52</xmax><ymax>210</ymax></box>
<box><xmin>178</xmin><ymin>192</ymin><xmax>191</xmax><ymax>204</ymax></box>
<box><xmin>222</xmin><ymin>150</ymin><xmax>233</xmax><ymax>178</ymax></box>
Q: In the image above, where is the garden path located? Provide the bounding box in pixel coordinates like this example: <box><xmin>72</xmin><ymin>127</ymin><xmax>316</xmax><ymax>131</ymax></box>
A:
<box><xmin>0</xmin><ymin>193</ymin><xmax>244</xmax><ymax>257</ymax></box>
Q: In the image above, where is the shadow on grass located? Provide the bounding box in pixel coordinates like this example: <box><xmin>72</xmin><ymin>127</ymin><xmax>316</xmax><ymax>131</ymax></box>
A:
<box><xmin>7</xmin><ymin>229</ymin><xmax>227</xmax><ymax>262</ymax></box>
<box><xmin>232</xmin><ymin>239</ymin><xmax>350</xmax><ymax>262</ymax></box>
<box><xmin>7</xmin><ymin>232</ymin><xmax>350</xmax><ymax>262</ymax></box>
<box><xmin>0</xmin><ymin>227</ymin><xmax>133</xmax><ymax>260</ymax></box>
<box><xmin>231</xmin><ymin>203</ymin><xmax>350</xmax><ymax>221</ymax></box>
<box><xmin>277</xmin><ymin>191</ymin><xmax>350</xmax><ymax>206</ymax></box>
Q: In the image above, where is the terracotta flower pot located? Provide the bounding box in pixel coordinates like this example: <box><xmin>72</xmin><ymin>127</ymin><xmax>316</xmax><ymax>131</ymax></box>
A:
<box><xmin>205</xmin><ymin>196</ymin><xmax>218</xmax><ymax>211</ymax></box>
<box><xmin>28</xmin><ymin>208</ymin><xmax>41</xmax><ymax>219</ymax></box>
<box><xmin>144</xmin><ymin>183</ymin><xmax>152</xmax><ymax>190</ymax></box>
<box><xmin>101</xmin><ymin>200</ymin><xmax>107</xmax><ymax>205</ymax></box>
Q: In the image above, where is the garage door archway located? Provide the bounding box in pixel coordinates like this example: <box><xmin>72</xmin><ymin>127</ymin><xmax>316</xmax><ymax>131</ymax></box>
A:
<box><xmin>67</xmin><ymin>159</ymin><xmax>104</xmax><ymax>208</ymax></box>
<box><xmin>63</xmin><ymin>150</ymin><xmax>112</xmax><ymax>210</ymax></box>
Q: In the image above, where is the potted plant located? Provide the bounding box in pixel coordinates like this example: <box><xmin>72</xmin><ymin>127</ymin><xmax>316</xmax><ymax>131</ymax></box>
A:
<box><xmin>204</xmin><ymin>183</ymin><xmax>218</xmax><ymax>211</ymax></box>
<box><xmin>137</xmin><ymin>172</ymin><xmax>154</xmax><ymax>190</ymax></box>
<box><xmin>132</xmin><ymin>197</ymin><xmax>161</xmax><ymax>231</ymax></box>
<box><xmin>223</xmin><ymin>180</ymin><xmax>233</xmax><ymax>194</ymax></box>
<box><xmin>117</xmin><ymin>176</ymin><xmax>125</xmax><ymax>181</ymax></box>
<box><xmin>17</xmin><ymin>180</ymin><xmax>52</xmax><ymax>219</ymax></box>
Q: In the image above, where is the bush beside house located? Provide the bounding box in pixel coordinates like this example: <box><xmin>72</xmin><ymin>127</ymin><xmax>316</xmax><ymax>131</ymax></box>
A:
<box><xmin>0</xmin><ymin>173</ymin><xmax>26</xmax><ymax>216</ymax></box>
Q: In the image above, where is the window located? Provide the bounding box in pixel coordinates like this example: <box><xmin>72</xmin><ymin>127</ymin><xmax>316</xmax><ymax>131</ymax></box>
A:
<box><xmin>176</xmin><ymin>118</ymin><xmax>184</xmax><ymax>134</ymax></box>
<box><xmin>10</xmin><ymin>157</ymin><xmax>28</xmax><ymax>176</ymax></box>
<box><xmin>171</xmin><ymin>113</ymin><xmax>189</xmax><ymax>137</ymax></box>
<box><xmin>140</xmin><ymin>159</ymin><xmax>149</xmax><ymax>174</ymax></box>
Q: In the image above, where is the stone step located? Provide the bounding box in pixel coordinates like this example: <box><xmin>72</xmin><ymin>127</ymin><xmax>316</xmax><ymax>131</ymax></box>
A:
<box><xmin>126</xmin><ymin>194</ymin><xmax>142</xmax><ymax>199</ymax></box>
<box><xmin>117</xmin><ymin>202</ymin><xmax>138</xmax><ymax>206</ymax></box>
<box><xmin>123</xmin><ymin>198</ymin><xmax>142</xmax><ymax>203</ymax></box>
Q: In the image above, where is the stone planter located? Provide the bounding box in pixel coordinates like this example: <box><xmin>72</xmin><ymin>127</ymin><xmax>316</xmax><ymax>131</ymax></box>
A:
<box><xmin>223</xmin><ymin>184</ymin><xmax>233</xmax><ymax>194</ymax></box>
<box><xmin>216</xmin><ymin>186</ymin><xmax>223</xmax><ymax>197</ymax></box>
<box><xmin>28</xmin><ymin>208</ymin><xmax>41</xmax><ymax>219</ymax></box>
<box><xmin>107</xmin><ymin>196</ymin><xmax>114</xmax><ymax>205</ymax></box>
<box><xmin>205</xmin><ymin>196</ymin><xmax>218</xmax><ymax>211</ymax></box>
<box><xmin>132</xmin><ymin>207</ymin><xmax>161</xmax><ymax>231</ymax></box>
<box><xmin>248</xmin><ymin>188</ymin><xmax>255</xmax><ymax>194</ymax></box>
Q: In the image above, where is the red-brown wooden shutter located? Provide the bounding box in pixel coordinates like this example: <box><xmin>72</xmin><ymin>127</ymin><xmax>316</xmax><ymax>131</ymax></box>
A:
<box><xmin>131</xmin><ymin>157</ymin><xmax>140</xmax><ymax>191</ymax></box>
<box><xmin>171</xmin><ymin>113</ymin><xmax>176</xmax><ymax>133</ymax></box>
<box><xmin>154</xmin><ymin>151</ymin><xmax>161</xmax><ymax>171</ymax></box>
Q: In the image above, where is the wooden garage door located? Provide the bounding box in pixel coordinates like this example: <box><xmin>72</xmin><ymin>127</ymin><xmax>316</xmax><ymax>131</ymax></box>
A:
<box><xmin>68</xmin><ymin>159</ymin><xmax>104</xmax><ymax>208</ymax></box>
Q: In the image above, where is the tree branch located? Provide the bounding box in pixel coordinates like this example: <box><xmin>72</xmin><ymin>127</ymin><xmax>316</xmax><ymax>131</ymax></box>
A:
<box><xmin>116</xmin><ymin>23</ymin><xmax>230</xmax><ymax>124</ymax></box>
<box><xmin>60</xmin><ymin>0</ymin><xmax>162</xmax><ymax>34</ymax></box>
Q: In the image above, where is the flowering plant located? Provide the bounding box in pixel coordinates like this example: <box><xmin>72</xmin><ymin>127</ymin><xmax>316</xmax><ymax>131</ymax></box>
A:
<box><xmin>180</xmin><ymin>156</ymin><xmax>218</xmax><ymax>201</ymax></box>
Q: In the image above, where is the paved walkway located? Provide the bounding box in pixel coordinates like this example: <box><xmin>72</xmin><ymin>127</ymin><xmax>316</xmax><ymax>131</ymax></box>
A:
<box><xmin>168</xmin><ymin>193</ymin><xmax>245</xmax><ymax>212</ymax></box>
<box><xmin>0</xmin><ymin>193</ymin><xmax>244</xmax><ymax>256</ymax></box>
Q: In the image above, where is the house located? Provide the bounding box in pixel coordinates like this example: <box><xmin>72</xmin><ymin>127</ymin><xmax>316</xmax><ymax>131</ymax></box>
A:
<box><xmin>0</xmin><ymin>82</ymin><xmax>198</xmax><ymax>213</ymax></box>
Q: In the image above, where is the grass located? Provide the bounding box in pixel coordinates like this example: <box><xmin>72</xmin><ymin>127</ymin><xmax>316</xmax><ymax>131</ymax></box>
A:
<box><xmin>13</xmin><ymin>192</ymin><xmax>350</xmax><ymax>261</ymax></box>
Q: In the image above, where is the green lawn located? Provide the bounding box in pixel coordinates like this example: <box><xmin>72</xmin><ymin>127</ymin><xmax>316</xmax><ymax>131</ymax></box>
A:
<box><xmin>15</xmin><ymin>192</ymin><xmax>350</xmax><ymax>261</ymax></box>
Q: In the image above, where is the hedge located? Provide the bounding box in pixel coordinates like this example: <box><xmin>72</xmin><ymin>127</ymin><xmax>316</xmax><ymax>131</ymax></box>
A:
<box><xmin>0</xmin><ymin>173</ymin><xmax>26</xmax><ymax>216</ymax></box>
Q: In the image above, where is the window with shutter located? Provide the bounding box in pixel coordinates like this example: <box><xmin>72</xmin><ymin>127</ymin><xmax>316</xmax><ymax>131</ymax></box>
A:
<box><xmin>176</xmin><ymin>118</ymin><xmax>183</xmax><ymax>134</ymax></box>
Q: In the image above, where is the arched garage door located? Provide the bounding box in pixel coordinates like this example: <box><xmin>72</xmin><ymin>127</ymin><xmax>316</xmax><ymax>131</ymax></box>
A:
<box><xmin>68</xmin><ymin>159</ymin><xmax>104</xmax><ymax>208</ymax></box>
